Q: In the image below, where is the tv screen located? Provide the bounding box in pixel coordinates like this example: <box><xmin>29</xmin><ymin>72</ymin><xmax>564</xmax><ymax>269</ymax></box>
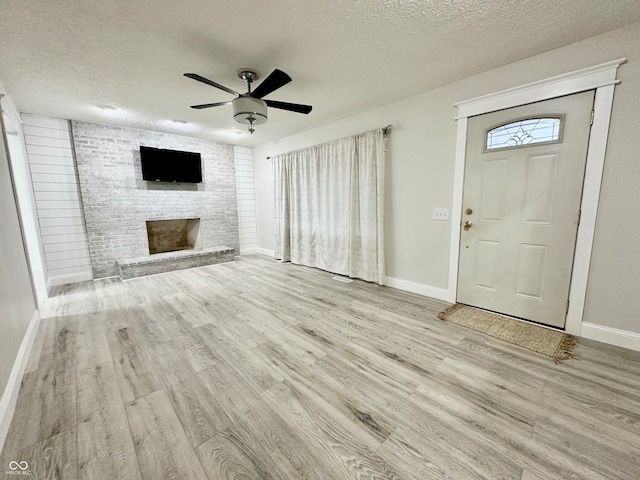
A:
<box><xmin>140</xmin><ymin>146</ymin><xmax>202</xmax><ymax>183</ymax></box>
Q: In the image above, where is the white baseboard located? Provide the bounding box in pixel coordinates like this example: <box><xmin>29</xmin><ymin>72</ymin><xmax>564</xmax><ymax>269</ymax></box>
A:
<box><xmin>47</xmin><ymin>271</ymin><xmax>93</xmax><ymax>289</ymax></box>
<box><xmin>383</xmin><ymin>278</ymin><xmax>640</xmax><ymax>353</ymax></box>
<box><xmin>580</xmin><ymin>322</ymin><xmax>640</xmax><ymax>352</ymax></box>
<box><xmin>242</xmin><ymin>247</ymin><xmax>275</xmax><ymax>257</ymax></box>
<box><xmin>386</xmin><ymin>276</ymin><xmax>454</xmax><ymax>303</ymax></box>
<box><xmin>0</xmin><ymin>310</ymin><xmax>41</xmax><ymax>453</ymax></box>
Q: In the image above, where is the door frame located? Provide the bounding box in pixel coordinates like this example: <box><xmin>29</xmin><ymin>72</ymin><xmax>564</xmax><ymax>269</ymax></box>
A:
<box><xmin>448</xmin><ymin>58</ymin><xmax>625</xmax><ymax>335</ymax></box>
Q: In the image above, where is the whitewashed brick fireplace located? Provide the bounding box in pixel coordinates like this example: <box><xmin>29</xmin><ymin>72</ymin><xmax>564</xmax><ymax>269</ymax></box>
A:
<box><xmin>71</xmin><ymin>121</ymin><xmax>239</xmax><ymax>278</ymax></box>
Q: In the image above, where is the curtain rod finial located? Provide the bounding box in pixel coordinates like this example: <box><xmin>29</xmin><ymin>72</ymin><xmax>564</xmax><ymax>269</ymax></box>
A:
<box><xmin>382</xmin><ymin>125</ymin><xmax>392</xmax><ymax>135</ymax></box>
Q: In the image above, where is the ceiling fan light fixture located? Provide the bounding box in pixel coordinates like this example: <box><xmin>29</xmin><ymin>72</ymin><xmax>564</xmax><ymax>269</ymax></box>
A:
<box><xmin>233</xmin><ymin>96</ymin><xmax>267</xmax><ymax>133</ymax></box>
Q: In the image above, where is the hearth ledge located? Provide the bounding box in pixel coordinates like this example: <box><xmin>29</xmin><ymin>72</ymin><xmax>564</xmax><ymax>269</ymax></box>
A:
<box><xmin>117</xmin><ymin>246</ymin><xmax>235</xmax><ymax>279</ymax></box>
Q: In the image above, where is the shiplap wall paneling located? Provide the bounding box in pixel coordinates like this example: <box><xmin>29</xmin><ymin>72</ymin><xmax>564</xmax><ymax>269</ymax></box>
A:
<box><xmin>234</xmin><ymin>146</ymin><xmax>257</xmax><ymax>253</ymax></box>
<box><xmin>22</xmin><ymin>115</ymin><xmax>93</xmax><ymax>287</ymax></box>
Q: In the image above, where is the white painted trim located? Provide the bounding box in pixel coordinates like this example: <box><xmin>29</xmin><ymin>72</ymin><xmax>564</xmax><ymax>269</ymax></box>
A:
<box><xmin>0</xmin><ymin>310</ymin><xmax>40</xmax><ymax>453</ymax></box>
<box><xmin>565</xmin><ymin>84</ymin><xmax>616</xmax><ymax>334</ymax></box>
<box><xmin>0</xmin><ymin>92</ymin><xmax>22</xmax><ymax>129</ymax></box>
<box><xmin>580</xmin><ymin>323</ymin><xmax>640</xmax><ymax>352</ymax></box>
<box><xmin>239</xmin><ymin>247</ymin><xmax>261</xmax><ymax>256</ymax></box>
<box><xmin>1</xmin><ymin>100</ymin><xmax>49</xmax><ymax>306</ymax></box>
<box><xmin>450</xmin><ymin>59</ymin><xmax>624</xmax><ymax>336</ymax></box>
<box><xmin>447</xmin><ymin>117</ymin><xmax>468</xmax><ymax>304</ymax></box>
<box><xmin>386</xmin><ymin>277</ymin><xmax>451</xmax><ymax>302</ymax></box>
<box><xmin>455</xmin><ymin>59</ymin><xmax>625</xmax><ymax>119</ymax></box>
<box><xmin>46</xmin><ymin>271</ymin><xmax>93</xmax><ymax>289</ymax></box>
<box><xmin>248</xmin><ymin>248</ymin><xmax>275</xmax><ymax>257</ymax></box>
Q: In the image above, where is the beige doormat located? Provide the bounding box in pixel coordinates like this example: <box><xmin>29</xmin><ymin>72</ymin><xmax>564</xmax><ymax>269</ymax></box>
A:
<box><xmin>438</xmin><ymin>304</ymin><xmax>576</xmax><ymax>363</ymax></box>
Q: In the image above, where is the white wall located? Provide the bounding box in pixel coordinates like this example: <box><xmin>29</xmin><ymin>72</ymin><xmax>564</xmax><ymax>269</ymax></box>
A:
<box><xmin>253</xmin><ymin>21</ymin><xmax>640</xmax><ymax>338</ymax></box>
<box><xmin>2</xmin><ymin>100</ymin><xmax>48</xmax><ymax>305</ymax></box>
<box><xmin>22</xmin><ymin>115</ymin><xmax>93</xmax><ymax>288</ymax></box>
<box><xmin>0</xmin><ymin>89</ymin><xmax>38</xmax><ymax>427</ymax></box>
<box><xmin>234</xmin><ymin>146</ymin><xmax>258</xmax><ymax>254</ymax></box>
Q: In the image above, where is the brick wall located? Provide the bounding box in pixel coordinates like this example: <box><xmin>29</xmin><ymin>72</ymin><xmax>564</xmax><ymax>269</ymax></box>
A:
<box><xmin>71</xmin><ymin>121</ymin><xmax>239</xmax><ymax>278</ymax></box>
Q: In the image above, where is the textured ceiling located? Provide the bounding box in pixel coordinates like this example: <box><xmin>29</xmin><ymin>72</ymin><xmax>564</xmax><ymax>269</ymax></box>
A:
<box><xmin>1</xmin><ymin>0</ymin><xmax>640</xmax><ymax>146</ymax></box>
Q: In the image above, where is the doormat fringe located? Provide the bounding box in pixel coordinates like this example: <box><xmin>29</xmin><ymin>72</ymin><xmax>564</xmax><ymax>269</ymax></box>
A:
<box><xmin>438</xmin><ymin>304</ymin><xmax>577</xmax><ymax>363</ymax></box>
<box><xmin>553</xmin><ymin>334</ymin><xmax>577</xmax><ymax>363</ymax></box>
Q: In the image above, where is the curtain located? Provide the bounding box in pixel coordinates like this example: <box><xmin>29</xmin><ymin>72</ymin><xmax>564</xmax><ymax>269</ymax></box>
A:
<box><xmin>272</xmin><ymin>129</ymin><xmax>385</xmax><ymax>284</ymax></box>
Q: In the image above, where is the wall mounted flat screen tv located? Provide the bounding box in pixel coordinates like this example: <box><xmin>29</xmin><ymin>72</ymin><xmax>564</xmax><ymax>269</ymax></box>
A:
<box><xmin>140</xmin><ymin>146</ymin><xmax>202</xmax><ymax>183</ymax></box>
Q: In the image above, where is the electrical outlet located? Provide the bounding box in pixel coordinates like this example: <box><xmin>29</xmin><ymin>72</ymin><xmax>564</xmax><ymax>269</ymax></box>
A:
<box><xmin>432</xmin><ymin>208</ymin><xmax>449</xmax><ymax>221</ymax></box>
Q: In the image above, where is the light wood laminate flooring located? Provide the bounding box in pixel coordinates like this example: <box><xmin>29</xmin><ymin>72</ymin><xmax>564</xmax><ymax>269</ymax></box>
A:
<box><xmin>2</xmin><ymin>255</ymin><xmax>640</xmax><ymax>479</ymax></box>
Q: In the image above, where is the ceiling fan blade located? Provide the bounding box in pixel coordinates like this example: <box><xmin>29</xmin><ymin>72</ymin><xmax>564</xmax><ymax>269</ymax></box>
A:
<box><xmin>264</xmin><ymin>99</ymin><xmax>312</xmax><ymax>114</ymax></box>
<box><xmin>184</xmin><ymin>73</ymin><xmax>239</xmax><ymax>96</ymax></box>
<box><xmin>251</xmin><ymin>69</ymin><xmax>292</xmax><ymax>99</ymax></box>
<box><xmin>190</xmin><ymin>101</ymin><xmax>232</xmax><ymax>109</ymax></box>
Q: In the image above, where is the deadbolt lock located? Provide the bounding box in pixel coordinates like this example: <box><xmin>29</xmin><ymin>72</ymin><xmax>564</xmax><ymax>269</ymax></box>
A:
<box><xmin>463</xmin><ymin>221</ymin><xmax>472</xmax><ymax>231</ymax></box>
<box><xmin>465</xmin><ymin>208</ymin><xmax>473</xmax><ymax>215</ymax></box>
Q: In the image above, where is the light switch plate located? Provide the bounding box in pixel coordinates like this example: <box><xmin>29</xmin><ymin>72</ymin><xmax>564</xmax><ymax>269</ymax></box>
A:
<box><xmin>432</xmin><ymin>208</ymin><xmax>449</xmax><ymax>221</ymax></box>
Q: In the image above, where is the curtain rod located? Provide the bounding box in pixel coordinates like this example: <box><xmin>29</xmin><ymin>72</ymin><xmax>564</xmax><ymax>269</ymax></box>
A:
<box><xmin>266</xmin><ymin>125</ymin><xmax>392</xmax><ymax>160</ymax></box>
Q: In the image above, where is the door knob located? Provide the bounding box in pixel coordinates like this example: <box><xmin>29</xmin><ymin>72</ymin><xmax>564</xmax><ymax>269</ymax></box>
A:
<box><xmin>463</xmin><ymin>221</ymin><xmax>472</xmax><ymax>231</ymax></box>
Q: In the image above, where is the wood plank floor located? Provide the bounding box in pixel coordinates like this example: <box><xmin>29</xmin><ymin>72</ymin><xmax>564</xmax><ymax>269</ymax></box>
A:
<box><xmin>2</xmin><ymin>254</ymin><xmax>640</xmax><ymax>479</ymax></box>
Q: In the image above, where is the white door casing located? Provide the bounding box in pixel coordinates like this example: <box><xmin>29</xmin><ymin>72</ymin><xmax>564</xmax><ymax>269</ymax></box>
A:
<box><xmin>449</xmin><ymin>59</ymin><xmax>624</xmax><ymax>335</ymax></box>
<box><xmin>457</xmin><ymin>92</ymin><xmax>594</xmax><ymax>328</ymax></box>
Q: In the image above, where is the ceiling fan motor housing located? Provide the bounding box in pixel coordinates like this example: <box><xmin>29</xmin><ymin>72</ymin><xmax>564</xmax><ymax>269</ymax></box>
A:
<box><xmin>233</xmin><ymin>95</ymin><xmax>267</xmax><ymax>125</ymax></box>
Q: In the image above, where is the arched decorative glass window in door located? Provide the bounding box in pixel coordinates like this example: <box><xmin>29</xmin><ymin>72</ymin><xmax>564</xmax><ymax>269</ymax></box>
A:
<box><xmin>485</xmin><ymin>116</ymin><xmax>563</xmax><ymax>151</ymax></box>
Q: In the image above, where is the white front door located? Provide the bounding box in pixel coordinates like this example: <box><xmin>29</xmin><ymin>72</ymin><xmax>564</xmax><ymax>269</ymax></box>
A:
<box><xmin>457</xmin><ymin>91</ymin><xmax>594</xmax><ymax>328</ymax></box>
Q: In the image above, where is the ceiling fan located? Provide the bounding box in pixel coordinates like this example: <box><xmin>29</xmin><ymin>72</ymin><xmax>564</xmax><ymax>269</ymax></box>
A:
<box><xmin>184</xmin><ymin>68</ymin><xmax>312</xmax><ymax>134</ymax></box>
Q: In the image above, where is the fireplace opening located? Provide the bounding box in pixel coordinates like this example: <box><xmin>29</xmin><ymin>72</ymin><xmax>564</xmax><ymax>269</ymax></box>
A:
<box><xmin>146</xmin><ymin>218</ymin><xmax>201</xmax><ymax>255</ymax></box>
